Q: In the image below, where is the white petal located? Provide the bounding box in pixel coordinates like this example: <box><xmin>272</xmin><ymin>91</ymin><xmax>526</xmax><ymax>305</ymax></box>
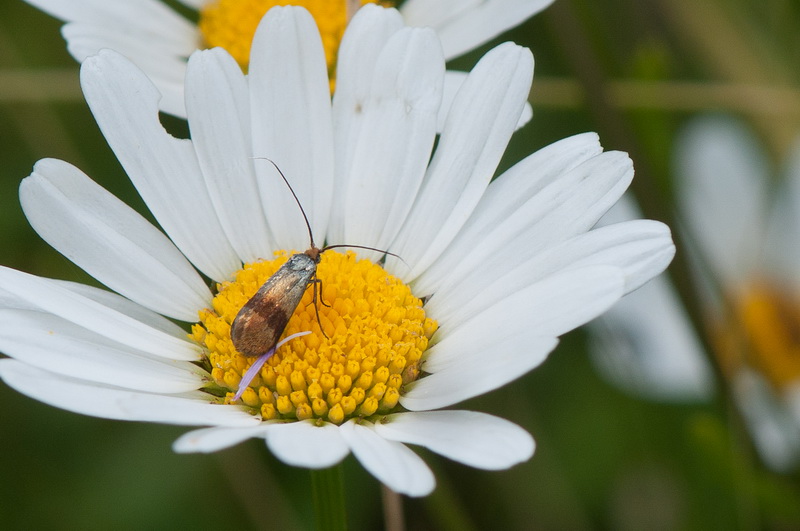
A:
<box><xmin>764</xmin><ymin>135</ymin><xmax>800</xmax><ymax>293</ymax></box>
<box><xmin>588</xmin><ymin>194</ymin><xmax>712</xmax><ymax>402</ymax></box>
<box><xmin>437</xmin><ymin>70</ymin><xmax>531</xmax><ymax>133</ymax></box>
<box><xmin>20</xmin><ymin>159</ymin><xmax>212</xmax><ymax>321</ymax></box>
<box><xmin>330</xmin><ymin>26</ymin><xmax>443</xmax><ymax>253</ymax></box>
<box><xmin>388</xmin><ymin>43</ymin><xmax>534</xmax><ymax>280</ymax></box>
<box><xmin>410</xmin><ymin>266</ymin><xmax>623</xmax><ymax>409</ymax></box>
<box><xmin>543</xmin><ymin>220</ymin><xmax>675</xmax><ymax>294</ymax></box>
<box><xmin>374</xmin><ymin>411</ymin><xmax>534</xmax><ymax>469</ymax></box>
<box><xmin>249</xmin><ymin>7</ymin><xmax>335</xmax><ymax>250</ymax></box>
<box><xmin>402</xmin><ymin>335</ymin><xmax>558</xmax><ymax>410</ymax></box>
<box><xmin>185</xmin><ymin>49</ymin><xmax>275</xmax><ymax>262</ymax></box>
<box><xmin>334</xmin><ymin>4</ymin><xmax>405</xmax><ymax>119</ymax></box>
<box><xmin>735</xmin><ymin>370</ymin><xmax>800</xmax><ymax>472</ymax></box>
<box><xmin>517</xmin><ymin>98</ymin><xmax>533</xmax><ymax>129</ymax></box>
<box><xmin>427</xmin><ymin>219</ymin><xmax>674</xmax><ymax>327</ymax></box>
<box><xmin>401</xmin><ymin>0</ymin><xmax>554</xmax><ymax>59</ymax></box>
<box><xmin>444</xmin><ymin>132</ymin><xmax>603</xmax><ymax>239</ymax></box>
<box><xmin>590</xmin><ymin>196</ymin><xmax>678</xmax><ymax>294</ymax></box>
<box><xmin>23</xmin><ymin>0</ymin><xmax>197</xmax><ymax>46</ymax></box>
<box><xmin>0</xmin><ymin>310</ymin><xmax>202</xmax><ymax>393</ymax></box>
<box><xmin>36</xmin><ymin>0</ymin><xmax>199</xmax><ymax>117</ymax></box>
<box><xmin>589</xmin><ymin>273</ymin><xmax>714</xmax><ymax>402</ymax></box>
<box><xmin>675</xmin><ymin>115</ymin><xmax>769</xmax><ymax>289</ymax></box>
<box><xmin>55</xmin><ymin>280</ymin><xmax>187</xmax><ymax>338</ymax></box>
<box><xmin>80</xmin><ymin>50</ymin><xmax>240</xmax><ymax>281</ymax></box>
<box><xmin>336</xmin><ymin>4</ymin><xmax>405</xmax><ymax>74</ymax></box>
<box><xmin>423</xmin><ymin>326</ymin><xmax>557</xmax><ymax>375</ymax></box>
<box><xmin>330</xmin><ymin>5</ymin><xmax>407</xmax><ymax>239</ymax></box>
<box><xmin>0</xmin><ymin>286</ymin><xmax>42</xmax><ymax>312</ymax></box>
<box><xmin>339</xmin><ymin>420</ymin><xmax>435</xmax><ymax>497</ymax></box>
<box><xmin>414</xmin><ymin>150</ymin><xmax>633</xmax><ymax>297</ymax></box>
<box><xmin>0</xmin><ymin>359</ymin><xmax>258</xmax><ymax>427</ymax></box>
<box><xmin>173</xmin><ymin>425</ymin><xmax>271</xmax><ymax>454</ymax></box>
<box><xmin>265</xmin><ymin>421</ymin><xmax>350</xmax><ymax>468</ymax></box>
<box><xmin>785</xmin><ymin>384</ymin><xmax>800</xmax><ymax>439</ymax></box>
<box><xmin>0</xmin><ymin>267</ymin><xmax>201</xmax><ymax>361</ymax></box>
<box><xmin>447</xmin><ymin>264</ymin><xmax>623</xmax><ymax>338</ymax></box>
<box><xmin>61</xmin><ymin>23</ymin><xmax>191</xmax><ymax>82</ymax></box>
<box><xmin>63</xmin><ymin>23</ymin><xmax>189</xmax><ymax>117</ymax></box>
<box><xmin>428</xmin><ymin>257</ymin><xmax>625</xmax><ymax>346</ymax></box>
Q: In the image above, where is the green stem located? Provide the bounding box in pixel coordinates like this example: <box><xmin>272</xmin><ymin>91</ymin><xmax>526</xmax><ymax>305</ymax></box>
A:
<box><xmin>310</xmin><ymin>464</ymin><xmax>348</xmax><ymax>531</ymax></box>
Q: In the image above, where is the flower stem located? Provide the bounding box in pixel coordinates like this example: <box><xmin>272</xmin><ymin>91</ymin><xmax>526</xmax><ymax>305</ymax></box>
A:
<box><xmin>382</xmin><ymin>484</ymin><xmax>405</xmax><ymax>531</ymax></box>
<box><xmin>311</xmin><ymin>465</ymin><xmax>347</xmax><ymax>531</ymax></box>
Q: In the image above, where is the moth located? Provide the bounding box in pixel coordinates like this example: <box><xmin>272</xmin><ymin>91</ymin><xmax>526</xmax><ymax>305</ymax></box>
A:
<box><xmin>230</xmin><ymin>248</ymin><xmax>321</xmax><ymax>357</ymax></box>
<box><xmin>230</xmin><ymin>160</ymin><xmax>399</xmax><ymax>358</ymax></box>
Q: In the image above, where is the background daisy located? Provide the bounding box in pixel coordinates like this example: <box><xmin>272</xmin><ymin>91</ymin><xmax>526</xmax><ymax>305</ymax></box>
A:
<box><xmin>676</xmin><ymin>115</ymin><xmax>800</xmax><ymax>472</ymax></box>
<box><xmin>589</xmin><ymin>195</ymin><xmax>715</xmax><ymax>403</ymax></box>
<box><xmin>22</xmin><ymin>0</ymin><xmax>551</xmax><ymax>119</ymax></box>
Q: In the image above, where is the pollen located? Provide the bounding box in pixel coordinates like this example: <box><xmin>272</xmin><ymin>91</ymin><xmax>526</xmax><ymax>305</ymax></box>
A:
<box><xmin>192</xmin><ymin>250</ymin><xmax>437</xmax><ymax>424</ymax></box>
<box><xmin>713</xmin><ymin>282</ymin><xmax>800</xmax><ymax>391</ymax></box>
<box><xmin>198</xmin><ymin>0</ymin><xmax>389</xmax><ymax>87</ymax></box>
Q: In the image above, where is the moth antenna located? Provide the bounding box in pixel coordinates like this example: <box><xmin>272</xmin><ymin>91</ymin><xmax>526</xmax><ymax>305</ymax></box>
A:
<box><xmin>254</xmin><ymin>157</ymin><xmax>316</xmax><ymax>248</ymax></box>
<box><xmin>323</xmin><ymin>244</ymin><xmax>409</xmax><ymax>268</ymax></box>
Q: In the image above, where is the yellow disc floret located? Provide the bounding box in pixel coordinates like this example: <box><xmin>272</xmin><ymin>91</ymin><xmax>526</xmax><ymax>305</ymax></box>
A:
<box><xmin>712</xmin><ymin>282</ymin><xmax>800</xmax><ymax>392</ymax></box>
<box><xmin>199</xmin><ymin>0</ymin><xmax>389</xmax><ymax>85</ymax></box>
<box><xmin>192</xmin><ymin>250</ymin><xmax>437</xmax><ymax>424</ymax></box>
<box><xmin>738</xmin><ymin>284</ymin><xmax>800</xmax><ymax>389</ymax></box>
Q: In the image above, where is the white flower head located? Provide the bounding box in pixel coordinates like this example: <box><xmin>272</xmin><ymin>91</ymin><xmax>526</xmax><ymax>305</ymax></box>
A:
<box><xmin>0</xmin><ymin>6</ymin><xmax>674</xmax><ymax>496</ymax></box>
<box><xmin>24</xmin><ymin>0</ymin><xmax>553</xmax><ymax>121</ymax></box>
<box><xmin>676</xmin><ymin>114</ymin><xmax>800</xmax><ymax>471</ymax></box>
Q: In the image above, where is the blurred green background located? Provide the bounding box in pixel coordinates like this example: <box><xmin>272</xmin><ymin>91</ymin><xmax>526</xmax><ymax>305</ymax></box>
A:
<box><xmin>2</xmin><ymin>0</ymin><xmax>800</xmax><ymax>529</ymax></box>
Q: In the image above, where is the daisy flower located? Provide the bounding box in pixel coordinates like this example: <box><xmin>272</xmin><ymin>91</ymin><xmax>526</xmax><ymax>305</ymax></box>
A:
<box><xmin>0</xmin><ymin>6</ymin><xmax>674</xmax><ymax>496</ymax></box>
<box><xmin>676</xmin><ymin>115</ymin><xmax>800</xmax><ymax>471</ymax></box>
<box><xmin>588</xmin><ymin>195</ymin><xmax>714</xmax><ymax>402</ymax></box>
<box><xmin>24</xmin><ymin>0</ymin><xmax>552</xmax><ymax>121</ymax></box>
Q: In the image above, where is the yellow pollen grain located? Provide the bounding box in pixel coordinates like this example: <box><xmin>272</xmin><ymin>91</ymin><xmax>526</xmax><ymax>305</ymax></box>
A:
<box><xmin>198</xmin><ymin>0</ymin><xmax>390</xmax><ymax>89</ymax></box>
<box><xmin>196</xmin><ymin>250</ymin><xmax>437</xmax><ymax>425</ymax></box>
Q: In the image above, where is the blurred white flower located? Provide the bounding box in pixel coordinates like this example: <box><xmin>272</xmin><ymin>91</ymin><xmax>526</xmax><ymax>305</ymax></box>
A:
<box><xmin>676</xmin><ymin>115</ymin><xmax>800</xmax><ymax>471</ymax></box>
<box><xmin>24</xmin><ymin>0</ymin><xmax>550</xmax><ymax>123</ymax></box>
<box><xmin>589</xmin><ymin>195</ymin><xmax>714</xmax><ymax>402</ymax></box>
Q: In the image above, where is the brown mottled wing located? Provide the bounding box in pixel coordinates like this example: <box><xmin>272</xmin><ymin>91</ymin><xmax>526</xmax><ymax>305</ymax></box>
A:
<box><xmin>230</xmin><ymin>253</ymin><xmax>317</xmax><ymax>357</ymax></box>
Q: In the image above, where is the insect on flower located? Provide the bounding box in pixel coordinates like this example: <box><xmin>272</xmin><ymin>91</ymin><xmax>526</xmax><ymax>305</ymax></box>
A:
<box><xmin>230</xmin><ymin>160</ymin><xmax>401</xmax><ymax>359</ymax></box>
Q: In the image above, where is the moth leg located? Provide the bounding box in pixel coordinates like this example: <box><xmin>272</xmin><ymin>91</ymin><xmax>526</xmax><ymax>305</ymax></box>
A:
<box><xmin>312</xmin><ymin>277</ymin><xmax>332</xmax><ymax>307</ymax></box>
<box><xmin>311</xmin><ymin>277</ymin><xmax>331</xmax><ymax>339</ymax></box>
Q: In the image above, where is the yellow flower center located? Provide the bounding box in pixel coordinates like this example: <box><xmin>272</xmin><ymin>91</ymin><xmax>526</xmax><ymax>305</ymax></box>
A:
<box><xmin>198</xmin><ymin>0</ymin><xmax>390</xmax><ymax>86</ymax></box>
<box><xmin>714</xmin><ymin>283</ymin><xmax>800</xmax><ymax>391</ymax></box>
<box><xmin>192</xmin><ymin>250</ymin><xmax>437</xmax><ymax>424</ymax></box>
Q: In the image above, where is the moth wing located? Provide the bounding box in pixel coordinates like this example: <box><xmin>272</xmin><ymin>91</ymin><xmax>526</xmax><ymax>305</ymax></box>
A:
<box><xmin>230</xmin><ymin>263</ymin><xmax>314</xmax><ymax>357</ymax></box>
